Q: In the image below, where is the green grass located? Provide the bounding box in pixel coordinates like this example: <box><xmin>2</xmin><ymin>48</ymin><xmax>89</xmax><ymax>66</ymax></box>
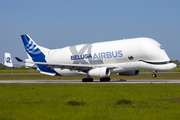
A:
<box><xmin>0</xmin><ymin>83</ymin><xmax>180</xmax><ymax>120</ymax></box>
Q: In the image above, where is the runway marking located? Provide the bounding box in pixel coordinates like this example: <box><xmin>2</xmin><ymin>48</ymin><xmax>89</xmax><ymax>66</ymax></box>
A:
<box><xmin>0</xmin><ymin>80</ymin><xmax>180</xmax><ymax>83</ymax></box>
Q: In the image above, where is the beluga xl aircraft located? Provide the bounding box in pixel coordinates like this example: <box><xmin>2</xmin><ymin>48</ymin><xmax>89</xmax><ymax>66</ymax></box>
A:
<box><xmin>15</xmin><ymin>34</ymin><xmax>177</xmax><ymax>82</ymax></box>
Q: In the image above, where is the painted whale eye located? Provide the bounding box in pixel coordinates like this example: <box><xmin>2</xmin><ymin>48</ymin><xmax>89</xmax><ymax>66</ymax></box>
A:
<box><xmin>128</xmin><ymin>56</ymin><xmax>134</xmax><ymax>60</ymax></box>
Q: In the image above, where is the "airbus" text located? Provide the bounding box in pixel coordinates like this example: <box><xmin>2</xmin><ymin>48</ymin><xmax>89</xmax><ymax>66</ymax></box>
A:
<box><xmin>71</xmin><ymin>50</ymin><xmax>123</xmax><ymax>60</ymax></box>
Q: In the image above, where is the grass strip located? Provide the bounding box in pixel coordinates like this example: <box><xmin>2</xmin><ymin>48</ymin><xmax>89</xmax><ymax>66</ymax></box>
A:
<box><xmin>0</xmin><ymin>83</ymin><xmax>180</xmax><ymax>120</ymax></box>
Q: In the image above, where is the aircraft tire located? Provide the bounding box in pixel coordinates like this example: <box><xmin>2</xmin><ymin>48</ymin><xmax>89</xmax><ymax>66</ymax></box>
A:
<box><xmin>82</xmin><ymin>78</ymin><xmax>93</xmax><ymax>82</ymax></box>
<box><xmin>152</xmin><ymin>74</ymin><xmax>157</xmax><ymax>78</ymax></box>
<box><xmin>82</xmin><ymin>78</ymin><xmax>86</xmax><ymax>82</ymax></box>
<box><xmin>107</xmin><ymin>77</ymin><xmax>111</xmax><ymax>81</ymax></box>
<box><xmin>89</xmin><ymin>78</ymin><xmax>93</xmax><ymax>82</ymax></box>
<box><xmin>100</xmin><ymin>77</ymin><xmax>111</xmax><ymax>82</ymax></box>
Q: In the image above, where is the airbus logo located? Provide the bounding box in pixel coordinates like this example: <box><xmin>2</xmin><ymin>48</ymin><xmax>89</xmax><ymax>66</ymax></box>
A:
<box><xmin>71</xmin><ymin>50</ymin><xmax>123</xmax><ymax>60</ymax></box>
<box><xmin>93</xmin><ymin>50</ymin><xmax>123</xmax><ymax>60</ymax></box>
<box><xmin>69</xmin><ymin>44</ymin><xmax>123</xmax><ymax>64</ymax></box>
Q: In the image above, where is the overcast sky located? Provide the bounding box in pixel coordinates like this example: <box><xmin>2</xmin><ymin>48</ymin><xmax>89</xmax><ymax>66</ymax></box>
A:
<box><xmin>1</xmin><ymin>0</ymin><xmax>180</xmax><ymax>64</ymax></box>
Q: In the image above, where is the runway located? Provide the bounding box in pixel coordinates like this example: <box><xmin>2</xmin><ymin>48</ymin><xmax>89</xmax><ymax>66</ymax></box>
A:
<box><xmin>0</xmin><ymin>80</ymin><xmax>180</xmax><ymax>83</ymax></box>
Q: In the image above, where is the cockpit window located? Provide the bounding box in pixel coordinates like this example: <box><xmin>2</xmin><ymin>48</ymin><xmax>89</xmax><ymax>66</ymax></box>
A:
<box><xmin>139</xmin><ymin>60</ymin><xmax>171</xmax><ymax>65</ymax></box>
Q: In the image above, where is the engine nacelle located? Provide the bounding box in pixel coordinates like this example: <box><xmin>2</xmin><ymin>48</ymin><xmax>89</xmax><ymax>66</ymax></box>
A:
<box><xmin>118</xmin><ymin>70</ymin><xmax>139</xmax><ymax>76</ymax></box>
<box><xmin>88</xmin><ymin>67</ymin><xmax>111</xmax><ymax>77</ymax></box>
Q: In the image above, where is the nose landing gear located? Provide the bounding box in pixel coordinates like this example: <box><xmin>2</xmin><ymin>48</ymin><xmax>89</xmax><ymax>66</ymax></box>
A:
<box><xmin>152</xmin><ymin>74</ymin><xmax>157</xmax><ymax>78</ymax></box>
<box><xmin>152</xmin><ymin>70</ymin><xmax>157</xmax><ymax>78</ymax></box>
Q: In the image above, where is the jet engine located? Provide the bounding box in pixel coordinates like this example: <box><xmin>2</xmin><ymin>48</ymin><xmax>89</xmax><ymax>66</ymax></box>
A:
<box><xmin>88</xmin><ymin>67</ymin><xmax>110</xmax><ymax>77</ymax></box>
<box><xmin>118</xmin><ymin>70</ymin><xmax>139</xmax><ymax>76</ymax></box>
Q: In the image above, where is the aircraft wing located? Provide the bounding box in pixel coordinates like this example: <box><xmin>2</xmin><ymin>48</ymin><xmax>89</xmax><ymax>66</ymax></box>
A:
<box><xmin>34</xmin><ymin>62</ymin><xmax>115</xmax><ymax>73</ymax></box>
<box><xmin>15</xmin><ymin>57</ymin><xmax>115</xmax><ymax>73</ymax></box>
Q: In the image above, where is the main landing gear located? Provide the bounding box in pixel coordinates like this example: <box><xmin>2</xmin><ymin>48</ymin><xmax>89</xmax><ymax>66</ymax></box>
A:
<box><xmin>152</xmin><ymin>70</ymin><xmax>157</xmax><ymax>78</ymax></box>
<box><xmin>82</xmin><ymin>78</ymin><xmax>93</xmax><ymax>82</ymax></box>
<box><xmin>82</xmin><ymin>77</ymin><xmax>111</xmax><ymax>82</ymax></box>
<box><xmin>100</xmin><ymin>77</ymin><xmax>111</xmax><ymax>82</ymax></box>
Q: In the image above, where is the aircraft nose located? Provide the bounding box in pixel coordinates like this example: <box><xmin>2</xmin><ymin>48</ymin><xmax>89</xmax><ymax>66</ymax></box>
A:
<box><xmin>172</xmin><ymin>63</ymin><xmax>177</xmax><ymax>69</ymax></box>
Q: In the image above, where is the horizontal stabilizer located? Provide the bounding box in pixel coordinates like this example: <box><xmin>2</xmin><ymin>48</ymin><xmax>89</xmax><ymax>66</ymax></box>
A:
<box><xmin>15</xmin><ymin>57</ymin><xmax>24</xmax><ymax>62</ymax></box>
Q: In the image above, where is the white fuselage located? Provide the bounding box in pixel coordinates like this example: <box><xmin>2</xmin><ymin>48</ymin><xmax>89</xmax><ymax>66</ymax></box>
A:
<box><xmin>44</xmin><ymin>37</ymin><xmax>176</xmax><ymax>76</ymax></box>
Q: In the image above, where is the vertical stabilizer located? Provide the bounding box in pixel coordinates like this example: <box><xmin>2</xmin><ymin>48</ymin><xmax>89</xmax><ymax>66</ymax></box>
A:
<box><xmin>4</xmin><ymin>53</ymin><xmax>13</xmax><ymax>67</ymax></box>
<box><xmin>21</xmin><ymin>34</ymin><xmax>45</xmax><ymax>59</ymax></box>
<box><xmin>21</xmin><ymin>34</ymin><xmax>57</xmax><ymax>74</ymax></box>
<box><xmin>21</xmin><ymin>34</ymin><xmax>49</xmax><ymax>62</ymax></box>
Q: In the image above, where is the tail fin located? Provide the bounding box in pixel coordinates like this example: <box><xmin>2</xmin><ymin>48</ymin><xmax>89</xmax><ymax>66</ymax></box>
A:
<box><xmin>21</xmin><ymin>34</ymin><xmax>56</xmax><ymax>74</ymax></box>
<box><xmin>4</xmin><ymin>53</ymin><xmax>13</xmax><ymax>67</ymax></box>
<box><xmin>21</xmin><ymin>34</ymin><xmax>49</xmax><ymax>62</ymax></box>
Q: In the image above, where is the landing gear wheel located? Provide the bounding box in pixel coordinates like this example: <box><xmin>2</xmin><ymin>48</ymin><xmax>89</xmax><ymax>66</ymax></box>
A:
<box><xmin>82</xmin><ymin>78</ymin><xmax>93</xmax><ymax>82</ymax></box>
<box><xmin>152</xmin><ymin>74</ymin><xmax>157</xmax><ymax>78</ymax></box>
<box><xmin>100</xmin><ymin>77</ymin><xmax>111</xmax><ymax>82</ymax></box>
<box><xmin>106</xmin><ymin>77</ymin><xmax>110</xmax><ymax>82</ymax></box>
<box><xmin>89</xmin><ymin>78</ymin><xmax>93</xmax><ymax>82</ymax></box>
<box><xmin>100</xmin><ymin>78</ymin><xmax>103</xmax><ymax>82</ymax></box>
<box><xmin>82</xmin><ymin>78</ymin><xmax>86</xmax><ymax>82</ymax></box>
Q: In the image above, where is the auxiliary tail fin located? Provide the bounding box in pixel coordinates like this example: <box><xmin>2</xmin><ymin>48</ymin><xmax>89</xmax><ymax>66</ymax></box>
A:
<box><xmin>4</xmin><ymin>53</ymin><xmax>13</xmax><ymax>67</ymax></box>
<box><xmin>21</xmin><ymin>34</ymin><xmax>50</xmax><ymax>62</ymax></box>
